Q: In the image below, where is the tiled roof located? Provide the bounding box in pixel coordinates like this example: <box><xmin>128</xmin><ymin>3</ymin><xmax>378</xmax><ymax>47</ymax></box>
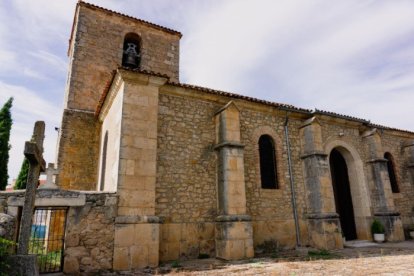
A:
<box><xmin>313</xmin><ymin>109</ymin><xmax>370</xmax><ymax>124</ymax></box>
<box><xmin>95</xmin><ymin>67</ymin><xmax>170</xmax><ymax>117</ymax></box>
<box><xmin>95</xmin><ymin>70</ymin><xmax>117</xmax><ymax>118</ymax></box>
<box><xmin>369</xmin><ymin>123</ymin><xmax>414</xmax><ymax>135</ymax></box>
<box><xmin>94</xmin><ymin>68</ymin><xmax>414</xmax><ymax>135</ymax></box>
<box><xmin>167</xmin><ymin>82</ymin><xmax>312</xmax><ymax>114</ymax></box>
<box><xmin>78</xmin><ymin>1</ymin><xmax>182</xmax><ymax>37</ymax></box>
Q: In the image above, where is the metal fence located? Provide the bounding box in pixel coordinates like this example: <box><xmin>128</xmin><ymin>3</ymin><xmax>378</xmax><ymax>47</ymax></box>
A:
<box><xmin>29</xmin><ymin>207</ymin><xmax>67</xmax><ymax>273</ymax></box>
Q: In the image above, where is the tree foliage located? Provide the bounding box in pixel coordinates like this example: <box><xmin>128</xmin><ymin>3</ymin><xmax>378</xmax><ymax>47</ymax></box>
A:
<box><xmin>0</xmin><ymin>98</ymin><xmax>13</xmax><ymax>190</ymax></box>
<box><xmin>14</xmin><ymin>157</ymin><xmax>29</xmax><ymax>190</ymax></box>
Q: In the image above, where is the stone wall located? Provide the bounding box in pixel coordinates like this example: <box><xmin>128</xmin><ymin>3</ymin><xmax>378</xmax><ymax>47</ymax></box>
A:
<box><xmin>65</xmin><ymin>3</ymin><xmax>180</xmax><ymax>112</ymax></box>
<box><xmin>240</xmin><ymin>109</ymin><xmax>308</xmax><ymax>248</ymax></box>
<box><xmin>0</xmin><ymin>190</ymin><xmax>117</xmax><ymax>274</ymax></box>
<box><xmin>98</xmin><ymin>81</ymin><xmax>124</xmax><ymax>192</ymax></box>
<box><xmin>64</xmin><ymin>192</ymin><xmax>117</xmax><ymax>274</ymax></box>
<box><xmin>56</xmin><ymin>109</ymin><xmax>100</xmax><ymax>190</ymax></box>
<box><xmin>156</xmin><ymin>92</ymin><xmax>218</xmax><ymax>260</ymax></box>
<box><xmin>156</xmin><ymin>88</ymin><xmax>309</xmax><ymax>254</ymax></box>
<box><xmin>381</xmin><ymin>131</ymin><xmax>414</xmax><ymax>233</ymax></box>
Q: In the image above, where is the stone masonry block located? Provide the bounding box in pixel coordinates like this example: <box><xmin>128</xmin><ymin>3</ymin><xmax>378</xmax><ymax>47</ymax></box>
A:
<box><xmin>113</xmin><ymin>246</ymin><xmax>129</xmax><ymax>271</ymax></box>
<box><xmin>130</xmin><ymin>245</ymin><xmax>148</xmax><ymax>269</ymax></box>
<box><xmin>114</xmin><ymin>224</ymin><xmax>135</xmax><ymax>247</ymax></box>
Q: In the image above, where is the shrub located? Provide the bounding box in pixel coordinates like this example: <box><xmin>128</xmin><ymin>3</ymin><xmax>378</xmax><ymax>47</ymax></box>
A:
<box><xmin>0</xmin><ymin>237</ymin><xmax>15</xmax><ymax>275</ymax></box>
<box><xmin>371</xmin><ymin>219</ymin><xmax>385</xmax><ymax>234</ymax></box>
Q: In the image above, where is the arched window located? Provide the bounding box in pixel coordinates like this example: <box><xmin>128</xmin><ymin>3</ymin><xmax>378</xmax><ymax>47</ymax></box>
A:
<box><xmin>259</xmin><ymin>135</ymin><xmax>278</xmax><ymax>189</ymax></box>
<box><xmin>122</xmin><ymin>33</ymin><xmax>141</xmax><ymax>69</ymax></box>
<box><xmin>384</xmin><ymin>152</ymin><xmax>399</xmax><ymax>193</ymax></box>
<box><xmin>99</xmin><ymin>131</ymin><xmax>108</xmax><ymax>191</ymax></box>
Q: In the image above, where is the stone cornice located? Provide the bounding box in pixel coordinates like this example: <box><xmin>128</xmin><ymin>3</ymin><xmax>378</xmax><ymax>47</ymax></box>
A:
<box><xmin>213</xmin><ymin>141</ymin><xmax>245</xmax><ymax>151</ymax></box>
<box><xmin>300</xmin><ymin>151</ymin><xmax>328</xmax><ymax>159</ymax></box>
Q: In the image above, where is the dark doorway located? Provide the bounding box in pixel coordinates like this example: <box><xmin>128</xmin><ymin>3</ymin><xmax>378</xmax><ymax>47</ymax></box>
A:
<box><xmin>329</xmin><ymin>148</ymin><xmax>357</xmax><ymax>240</ymax></box>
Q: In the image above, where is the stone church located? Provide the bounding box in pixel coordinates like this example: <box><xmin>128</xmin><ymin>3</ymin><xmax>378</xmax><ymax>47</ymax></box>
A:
<box><xmin>55</xmin><ymin>1</ymin><xmax>414</xmax><ymax>271</ymax></box>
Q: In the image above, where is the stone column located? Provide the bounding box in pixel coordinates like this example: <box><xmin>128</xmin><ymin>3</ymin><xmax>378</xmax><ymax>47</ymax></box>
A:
<box><xmin>362</xmin><ymin>128</ymin><xmax>403</xmax><ymax>241</ymax></box>
<box><xmin>214</xmin><ymin>101</ymin><xmax>253</xmax><ymax>260</ymax></box>
<box><xmin>112</xmin><ymin>71</ymin><xmax>167</xmax><ymax>270</ymax></box>
<box><xmin>300</xmin><ymin>117</ymin><xmax>342</xmax><ymax>249</ymax></box>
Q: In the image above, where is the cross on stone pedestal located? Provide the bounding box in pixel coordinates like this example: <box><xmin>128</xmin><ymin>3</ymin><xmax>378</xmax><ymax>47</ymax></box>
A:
<box><xmin>39</xmin><ymin>163</ymin><xmax>59</xmax><ymax>189</ymax></box>
<box><xmin>17</xmin><ymin>121</ymin><xmax>46</xmax><ymax>255</ymax></box>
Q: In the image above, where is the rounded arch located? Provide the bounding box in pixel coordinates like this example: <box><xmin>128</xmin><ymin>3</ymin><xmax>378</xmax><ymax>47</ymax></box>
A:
<box><xmin>324</xmin><ymin>139</ymin><xmax>372</xmax><ymax>240</ymax></box>
<box><xmin>384</xmin><ymin>152</ymin><xmax>400</xmax><ymax>193</ymax></box>
<box><xmin>251</xmin><ymin>126</ymin><xmax>285</xmax><ymax>190</ymax></box>
<box><xmin>122</xmin><ymin>32</ymin><xmax>141</xmax><ymax>69</ymax></box>
<box><xmin>258</xmin><ymin>134</ymin><xmax>278</xmax><ymax>189</ymax></box>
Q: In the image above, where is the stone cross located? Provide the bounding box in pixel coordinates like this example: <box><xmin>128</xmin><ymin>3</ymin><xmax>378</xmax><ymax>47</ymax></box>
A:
<box><xmin>17</xmin><ymin>121</ymin><xmax>46</xmax><ymax>255</ymax></box>
<box><xmin>39</xmin><ymin>163</ymin><xmax>59</xmax><ymax>189</ymax></box>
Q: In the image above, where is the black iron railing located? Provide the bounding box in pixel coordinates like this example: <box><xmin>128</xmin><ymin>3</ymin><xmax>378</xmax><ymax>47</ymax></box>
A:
<box><xmin>28</xmin><ymin>207</ymin><xmax>67</xmax><ymax>273</ymax></box>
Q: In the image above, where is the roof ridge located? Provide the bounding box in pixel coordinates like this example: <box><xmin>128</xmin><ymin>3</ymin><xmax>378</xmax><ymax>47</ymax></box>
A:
<box><xmin>167</xmin><ymin>81</ymin><xmax>311</xmax><ymax>113</ymax></box>
<box><xmin>94</xmin><ymin>69</ymin><xmax>414</xmax><ymax>135</ymax></box>
<box><xmin>78</xmin><ymin>1</ymin><xmax>182</xmax><ymax>37</ymax></box>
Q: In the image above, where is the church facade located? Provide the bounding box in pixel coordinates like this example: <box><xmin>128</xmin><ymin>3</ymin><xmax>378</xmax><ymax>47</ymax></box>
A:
<box><xmin>56</xmin><ymin>1</ymin><xmax>414</xmax><ymax>271</ymax></box>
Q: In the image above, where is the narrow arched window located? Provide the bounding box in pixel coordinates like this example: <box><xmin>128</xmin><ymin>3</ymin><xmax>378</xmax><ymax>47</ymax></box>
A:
<box><xmin>99</xmin><ymin>131</ymin><xmax>108</xmax><ymax>191</ymax></box>
<box><xmin>122</xmin><ymin>33</ymin><xmax>141</xmax><ymax>69</ymax></box>
<box><xmin>384</xmin><ymin>152</ymin><xmax>399</xmax><ymax>193</ymax></box>
<box><xmin>259</xmin><ymin>135</ymin><xmax>278</xmax><ymax>189</ymax></box>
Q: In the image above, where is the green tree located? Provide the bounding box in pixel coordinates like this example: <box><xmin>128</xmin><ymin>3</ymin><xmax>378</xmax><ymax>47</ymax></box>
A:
<box><xmin>14</xmin><ymin>157</ymin><xmax>29</xmax><ymax>189</ymax></box>
<box><xmin>0</xmin><ymin>98</ymin><xmax>13</xmax><ymax>190</ymax></box>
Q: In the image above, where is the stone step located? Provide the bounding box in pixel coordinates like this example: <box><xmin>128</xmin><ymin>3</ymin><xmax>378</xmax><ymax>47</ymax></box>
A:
<box><xmin>344</xmin><ymin>240</ymin><xmax>379</xmax><ymax>248</ymax></box>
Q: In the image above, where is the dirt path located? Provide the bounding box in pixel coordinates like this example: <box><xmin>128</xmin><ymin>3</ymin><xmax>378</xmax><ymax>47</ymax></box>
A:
<box><xmin>108</xmin><ymin>242</ymin><xmax>414</xmax><ymax>275</ymax></box>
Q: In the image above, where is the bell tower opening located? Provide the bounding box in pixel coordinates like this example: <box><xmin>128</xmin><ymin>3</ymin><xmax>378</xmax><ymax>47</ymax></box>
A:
<box><xmin>329</xmin><ymin>148</ymin><xmax>357</xmax><ymax>240</ymax></box>
<box><xmin>122</xmin><ymin>33</ymin><xmax>141</xmax><ymax>69</ymax></box>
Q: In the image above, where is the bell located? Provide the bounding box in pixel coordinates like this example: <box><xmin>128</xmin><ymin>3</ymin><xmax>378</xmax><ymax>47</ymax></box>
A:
<box><xmin>123</xmin><ymin>43</ymin><xmax>140</xmax><ymax>68</ymax></box>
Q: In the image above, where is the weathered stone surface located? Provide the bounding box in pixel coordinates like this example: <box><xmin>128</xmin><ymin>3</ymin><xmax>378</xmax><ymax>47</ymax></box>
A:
<box><xmin>6</xmin><ymin>255</ymin><xmax>39</xmax><ymax>276</ymax></box>
<box><xmin>64</xmin><ymin>256</ymin><xmax>79</xmax><ymax>274</ymax></box>
<box><xmin>0</xmin><ymin>213</ymin><xmax>16</xmax><ymax>240</ymax></box>
<box><xmin>63</xmin><ymin>192</ymin><xmax>117</xmax><ymax>273</ymax></box>
<box><xmin>56</xmin><ymin>109</ymin><xmax>100</xmax><ymax>190</ymax></box>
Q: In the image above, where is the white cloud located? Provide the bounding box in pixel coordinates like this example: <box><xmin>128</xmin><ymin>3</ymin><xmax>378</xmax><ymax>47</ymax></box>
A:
<box><xmin>1</xmin><ymin>0</ymin><xmax>414</xmax><ymax>183</ymax></box>
<box><xmin>180</xmin><ymin>0</ymin><xmax>414</xmax><ymax>130</ymax></box>
<box><xmin>0</xmin><ymin>82</ymin><xmax>60</xmax><ymax>182</ymax></box>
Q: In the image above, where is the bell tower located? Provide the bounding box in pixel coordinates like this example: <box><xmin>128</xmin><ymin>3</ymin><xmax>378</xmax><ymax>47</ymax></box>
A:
<box><xmin>57</xmin><ymin>1</ymin><xmax>181</xmax><ymax>189</ymax></box>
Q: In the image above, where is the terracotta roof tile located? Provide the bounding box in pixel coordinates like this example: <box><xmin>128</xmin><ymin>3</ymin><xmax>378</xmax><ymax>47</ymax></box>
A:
<box><xmin>95</xmin><ymin>70</ymin><xmax>117</xmax><ymax>118</ymax></box>
<box><xmin>313</xmin><ymin>109</ymin><xmax>370</xmax><ymax>124</ymax></box>
<box><xmin>94</xmin><ymin>69</ymin><xmax>414</xmax><ymax>135</ymax></box>
<box><xmin>167</xmin><ymin>81</ymin><xmax>312</xmax><ymax>114</ymax></box>
<box><xmin>95</xmin><ymin>67</ymin><xmax>170</xmax><ymax>117</ymax></box>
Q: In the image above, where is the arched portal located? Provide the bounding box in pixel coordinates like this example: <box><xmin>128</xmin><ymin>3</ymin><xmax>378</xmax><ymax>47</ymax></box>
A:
<box><xmin>329</xmin><ymin>148</ymin><xmax>357</xmax><ymax>240</ymax></box>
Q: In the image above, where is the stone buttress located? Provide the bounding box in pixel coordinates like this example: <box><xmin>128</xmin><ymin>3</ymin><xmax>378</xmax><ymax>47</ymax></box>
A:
<box><xmin>108</xmin><ymin>71</ymin><xmax>168</xmax><ymax>270</ymax></box>
<box><xmin>300</xmin><ymin>117</ymin><xmax>343</xmax><ymax>249</ymax></box>
<box><xmin>362</xmin><ymin>129</ymin><xmax>404</xmax><ymax>241</ymax></box>
<box><xmin>213</xmin><ymin>101</ymin><xmax>254</xmax><ymax>260</ymax></box>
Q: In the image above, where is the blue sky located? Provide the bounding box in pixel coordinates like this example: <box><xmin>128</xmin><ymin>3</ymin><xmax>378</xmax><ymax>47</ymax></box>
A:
<box><xmin>1</xmin><ymin>0</ymin><xmax>414</xmax><ymax>183</ymax></box>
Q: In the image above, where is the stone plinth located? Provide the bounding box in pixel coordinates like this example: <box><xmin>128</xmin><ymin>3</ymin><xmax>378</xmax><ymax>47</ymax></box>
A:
<box><xmin>307</xmin><ymin>213</ymin><xmax>343</xmax><ymax>249</ymax></box>
<box><xmin>215</xmin><ymin>215</ymin><xmax>254</xmax><ymax>260</ymax></box>
<box><xmin>374</xmin><ymin>212</ymin><xmax>404</xmax><ymax>242</ymax></box>
<box><xmin>113</xmin><ymin>216</ymin><xmax>160</xmax><ymax>270</ymax></box>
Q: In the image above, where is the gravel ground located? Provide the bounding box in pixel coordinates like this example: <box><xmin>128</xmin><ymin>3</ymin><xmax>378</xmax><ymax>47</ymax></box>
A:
<box><xmin>106</xmin><ymin>241</ymin><xmax>414</xmax><ymax>276</ymax></box>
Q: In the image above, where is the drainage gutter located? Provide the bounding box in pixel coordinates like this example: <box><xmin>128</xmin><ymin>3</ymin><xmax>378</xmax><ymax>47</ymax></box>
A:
<box><xmin>284</xmin><ymin>115</ymin><xmax>301</xmax><ymax>247</ymax></box>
